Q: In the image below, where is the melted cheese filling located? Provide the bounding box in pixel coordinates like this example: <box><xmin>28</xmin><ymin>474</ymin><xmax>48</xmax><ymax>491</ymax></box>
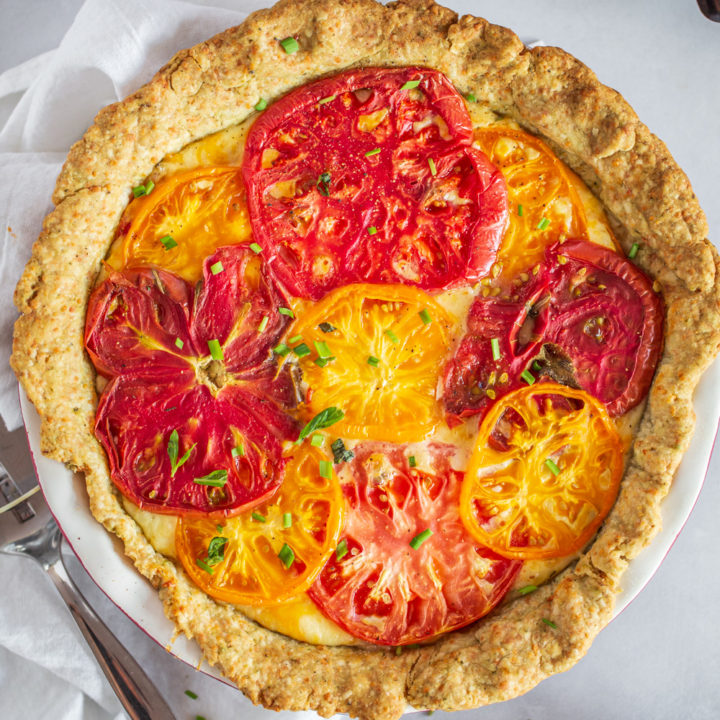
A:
<box><xmin>114</xmin><ymin>100</ymin><xmax>641</xmax><ymax>647</ymax></box>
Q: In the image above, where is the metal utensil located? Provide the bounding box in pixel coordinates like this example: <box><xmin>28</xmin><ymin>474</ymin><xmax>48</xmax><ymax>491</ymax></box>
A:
<box><xmin>0</xmin><ymin>459</ymin><xmax>174</xmax><ymax>720</ymax></box>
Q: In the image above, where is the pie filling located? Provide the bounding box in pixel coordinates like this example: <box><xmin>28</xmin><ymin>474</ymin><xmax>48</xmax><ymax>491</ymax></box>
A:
<box><xmin>88</xmin><ymin>67</ymin><xmax>661</xmax><ymax>647</ymax></box>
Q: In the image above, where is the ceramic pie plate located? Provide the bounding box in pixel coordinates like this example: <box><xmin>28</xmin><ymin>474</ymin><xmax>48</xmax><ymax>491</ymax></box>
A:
<box><xmin>19</xmin><ymin>338</ymin><xmax>720</xmax><ymax>686</ymax></box>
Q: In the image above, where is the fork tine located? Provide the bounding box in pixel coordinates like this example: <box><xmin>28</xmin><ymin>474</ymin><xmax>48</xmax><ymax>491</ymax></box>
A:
<box><xmin>0</xmin><ymin>458</ymin><xmax>37</xmax><ymax>522</ymax></box>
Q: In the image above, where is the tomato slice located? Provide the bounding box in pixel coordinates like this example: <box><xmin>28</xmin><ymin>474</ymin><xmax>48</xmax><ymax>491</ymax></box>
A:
<box><xmin>308</xmin><ymin>442</ymin><xmax>521</xmax><ymax>645</ymax></box>
<box><xmin>176</xmin><ymin>444</ymin><xmax>344</xmax><ymax>603</ymax></box>
<box><xmin>243</xmin><ymin>67</ymin><xmax>508</xmax><ymax>299</ymax></box>
<box><xmin>106</xmin><ymin>167</ymin><xmax>252</xmax><ymax>283</ymax></box>
<box><xmin>473</xmin><ymin>127</ymin><xmax>592</xmax><ymax>280</ymax></box>
<box><xmin>443</xmin><ymin>238</ymin><xmax>663</xmax><ymax>421</ymax></box>
<box><xmin>544</xmin><ymin>239</ymin><xmax>664</xmax><ymax>415</ymax></box>
<box><xmin>461</xmin><ymin>382</ymin><xmax>623</xmax><ymax>559</ymax></box>
<box><xmin>87</xmin><ymin>245</ymin><xmax>300</xmax><ymax>515</ymax></box>
<box><xmin>291</xmin><ymin>283</ymin><xmax>453</xmax><ymax>443</ymax></box>
<box><xmin>95</xmin><ymin>375</ymin><xmax>290</xmax><ymax>516</ymax></box>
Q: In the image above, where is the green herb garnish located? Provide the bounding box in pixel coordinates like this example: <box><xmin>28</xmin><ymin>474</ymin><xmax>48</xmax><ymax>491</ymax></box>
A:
<box><xmin>367</xmin><ymin>355</ymin><xmax>380</xmax><ymax>367</ymax></box>
<box><xmin>175</xmin><ymin>337</ymin><xmax>184</xmax><ymax>350</ymax></box>
<box><xmin>184</xmin><ymin>690</ymin><xmax>198</xmax><ymax>699</ymax></box>
<box><xmin>251</xmin><ymin>511</ymin><xmax>267</xmax><ymax>523</ymax></box>
<box><xmin>629</xmin><ymin>242</ymin><xmax>640</xmax><ymax>259</ymax></box>
<box><xmin>283</xmin><ymin>513</ymin><xmax>293</xmax><ymax>528</ymax></box>
<box><xmin>249</xmin><ymin>242</ymin><xmax>263</xmax><ymax>254</ymax></box>
<box><xmin>298</xmin><ymin>407</ymin><xmax>345</xmax><ymax>442</ymax></box>
<box><xmin>400</xmin><ymin>79</ymin><xmax>421</xmax><ymax>90</ymax></box>
<box><xmin>385</xmin><ymin>329</ymin><xmax>399</xmax><ymax>344</ymax></box>
<box><xmin>278</xmin><ymin>306</ymin><xmax>295</xmax><ymax>318</ymax></box>
<box><xmin>160</xmin><ymin>235</ymin><xmax>177</xmax><ymax>250</ymax></box>
<box><xmin>518</xmin><ymin>204</ymin><xmax>524</xmax><ymax>217</ymax></box>
<box><xmin>310</xmin><ymin>433</ymin><xmax>324</xmax><ymax>447</ymax></box>
<box><xmin>314</xmin><ymin>340</ymin><xmax>332</xmax><ymax>358</ymax></box>
<box><xmin>331</xmin><ymin>438</ymin><xmax>354</xmax><ymax>464</ymax></box>
<box><xmin>255</xmin><ymin>98</ymin><xmax>268</xmax><ymax>111</ymax></box>
<box><xmin>194</xmin><ymin>470</ymin><xmax>228</xmax><ymax>487</ymax></box>
<box><xmin>491</xmin><ymin>337</ymin><xmax>501</xmax><ymax>361</ymax></box>
<box><xmin>318</xmin><ymin>94</ymin><xmax>336</xmax><ymax>104</ymax></box>
<box><xmin>521</xmin><ymin>369</ymin><xmax>535</xmax><ymax>385</ymax></box>
<box><xmin>278</xmin><ymin>543</ymin><xmax>295</xmax><ymax>569</ymax></box>
<box><xmin>319</xmin><ymin>460</ymin><xmax>333</xmax><ymax>479</ymax></box>
<box><xmin>545</xmin><ymin>458</ymin><xmax>561</xmax><ymax>476</ymax></box>
<box><xmin>231</xmin><ymin>444</ymin><xmax>244</xmax><ymax>458</ymax></box>
<box><xmin>465</xmin><ymin>92</ymin><xmax>477</xmax><ymax>102</ymax></box>
<box><xmin>207</xmin><ymin>339</ymin><xmax>223</xmax><ymax>362</ymax></box>
<box><xmin>167</xmin><ymin>429</ymin><xmax>196</xmax><ymax>477</ymax></box>
<box><xmin>316</xmin><ymin>171</ymin><xmax>331</xmax><ymax>196</ymax></box>
<box><xmin>365</xmin><ymin>148</ymin><xmax>381</xmax><ymax>157</ymax></box>
<box><xmin>408</xmin><ymin>455</ymin><xmax>417</xmax><ymax>468</ymax></box>
<box><xmin>132</xmin><ymin>180</ymin><xmax>155</xmax><ymax>197</ymax></box>
<box><xmin>206</xmin><ymin>536</ymin><xmax>228</xmax><ymax>566</ymax></box>
<box><xmin>293</xmin><ymin>342</ymin><xmax>311</xmax><ymax>358</ymax></box>
<box><xmin>537</xmin><ymin>217</ymin><xmax>550</xmax><ymax>231</ymax></box>
<box><xmin>257</xmin><ymin>316</ymin><xmax>269</xmax><ymax>332</ymax></box>
<box><xmin>280</xmin><ymin>37</ymin><xmax>299</xmax><ymax>54</ymax></box>
<box><xmin>335</xmin><ymin>539</ymin><xmax>348</xmax><ymax>560</ymax></box>
<box><xmin>410</xmin><ymin>529</ymin><xmax>433</xmax><ymax>549</ymax></box>
<box><xmin>273</xmin><ymin>342</ymin><xmax>291</xmax><ymax>356</ymax></box>
<box><xmin>196</xmin><ymin>559</ymin><xmax>215</xmax><ymax>575</ymax></box>
<box><xmin>517</xmin><ymin>584</ymin><xmax>538</xmax><ymax>596</ymax></box>
<box><xmin>419</xmin><ymin>308</ymin><xmax>432</xmax><ymax>325</ymax></box>
<box><xmin>314</xmin><ymin>356</ymin><xmax>335</xmax><ymax>367</ymax></box>
<box><xmin>542</xmin><ymin>618</ymin><xmax>558</xmax><ymax>629</ymax></box>
<box><xmin>427</xmin><ymin>157</ymin><xmax>437</xmax><ymax>176</ymax></box>
<box><xmin>367</xmin><ymin>226</ymin><xmax>378</xmax><ymax>235</ymax></box>
<box><xmin>210</xmin><ymin>261</ymin><xmax>224</xmax><ymax>275</ymax></box>
<box><xmin>318</xmin><ymin>322</ymin><xmax>336</xmax><ymax>333</ymax></box>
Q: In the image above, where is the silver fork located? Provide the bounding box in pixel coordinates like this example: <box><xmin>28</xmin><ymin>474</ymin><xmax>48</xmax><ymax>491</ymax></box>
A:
<box><xmin>0</xmin><ymin>459</ymin><xmax>174</xmax><ymax>720</ymax></box>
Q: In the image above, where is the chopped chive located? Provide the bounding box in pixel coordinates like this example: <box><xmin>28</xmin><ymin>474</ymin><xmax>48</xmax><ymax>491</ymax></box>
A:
<box><xmin>542</xmin><ymin>618</ymin><xmax>558</xmax><ymax>629</ymax></box>
<box><xmin>367</xmin><ymin>355</ymin><xmax>380</xmax><ymax>367</ymax></box>
<box><xmin>273</xmin><ymin>342</ymin><xmax>290</xmax><ymax>356</ymax></box>
<box><xmin>252</xmin><ymin>511</ymin><xmax>267</xmax><ymax>523</ymax></box>
<box><xmin>314</xmin><ymin>356</ymin><xmax>335</xmax><ymax>367</ymax></box>
<box><xmin>365</xmin><ymin>148</ymin><xmax>381</xmax><ymax>157</ymax></box>
<box><xmin>331</xmin><ymin>438</ymin><xmax>354</xmax><ymax>464</ymax></box>
<box><xmin>168</xmin><ymin>429</ymin><xmax>196</xmax><ymax>477</ymax></box>
<box><xmin>335</xmin><ymin>539</ymin><xmax>348</xmax><ymax>560</ymax></box>
<box><xmin>465</xmin><ymin>92</ymin><xmax>477</xmax><ymax>102</ymax></box>
<box><xmin>491</xmin><ymin>337</ymin><xmax>501</xmax><ymax>361</ymax></box>
<box><xmin>196</xmin><ymin>558</ymin><xmax>214</xmax><ymax>574</ymax></box>
<box><xmin>298</xmin><ymin>407</ymin><xmax>344</xmax><ymax>441</ymax></box>
<box><xmin>255</xmin><ymin>98</ymin><xmax>268</xmax><ymax>111</ymax></box>
<box><xmin>367</xmin><ymin>226</ymin><xmax>378</xmax><ymax>235</ymax></box>
<box><xmin>318</xmin><ymin>322</ymin><xmax>336</xmax><ymax>333</ymax></box>
<box><xmin>184</xmin><ymin>690</ymin><xmax>198</xmax><ymax>699</ymax></box>
<box><xmin>231</xmin><ymin>444</ymin><xmax>245</xmax><ymax>458</ymax></box>
<box><xmin>628</xmin><ymin>242</ymin><xmax>640</xmax><ymax>259</ymax></box>
<box><xmin>314</xmin><ymin>340</ymin><xmax>332</xmax><ymax>358</ymax></box>
<box><xmin>160</xmin><ymin>235</ymin><xmax>177</xmax><ymax>250</ymax></box>
<box><xmin>408</xmin><ymin>455</ymin><xmax>417</xmax><ymax>468</ymax></box>
<box><xmin>216</xmin><ymin>524</ymin><xmax>224</xmax><ymax>533</ymax></box>
<box><xmin>318</xmin><ymin>94</ymin><xmax>336</xmax><ymax>104</ymax></box>
<box><xmin>194</xmin><ymin>470</ymin><xmax>228</xmax><ymax>487</ymax></box>
<box><xmin>257</xmin><ymin>315</ymin><xmax>269</xmax><ymax>332</ymax></box>
<box><xmin>249</xmin><ymin>242</ymin><xmax>263</xmax><ymax>254</ymax></box>
<box><xmin>385</xmin><ymin>329</ymin><xmax>399</xmax><ymax>344</ymax></box>
<box><xmin>207</xmin><ymin>339</ymin><xmax>223</xmax><ymax>362</ymax></box>
<box><xmin>293</xmin><ymin>342</ymin><xmax>311</xmax><ymax>358</ymax></box>
<box><xmin>521</xmin><ymin>369</ymin><xmax>535</xmax><ymax>385</ymax></box>
<box><xmin>132</xmin><ymin>182</ymin><xmax>154</xmax><ymax>197</ymax></box>
<box><xmin>288</xmin><ymin>334</ymin><xmax>303</xmax><ymax>344</ymax></box>
<box><xmin>517</xmin><ymin>584</ymin><xmax>538</xmax><ymax>596</ymax></box>
<box><xmin>283</xmin><ymin>512</ymin><xmax>292</xmax><ymax>528</ymax></box>
<box><xmin>280</xmin><ymin>37</ymin><xmax>299</xmax><ymax>54</ymax></box>
<box><xmin>210</xmin><ymin>261</ymin><xmax>224</xmax><ymax>275</ymax></box>
<box><xmin>537</xmin><ymin>217</ymin><xmax>550</xmax><ymax>231</ymax></box>
<box><xmin>319</xmin><ymin>460</ymin><xmax>333</xmax><ymax>478</ymax></box>
<box><xmin>410</xmin><ymin>529</ymin><xmax>433</xmax><ymax>550</ymax></box>
<box><xmin>310</xmin><ymin>433</ymin><xmax>324</xmax><ymax>447</ymax></box>
<box><xmin>419</xmin><ymin>308</ymin><xmax>432</xmax><ymax>325</ymax></box>
<box><xmin>518</xmin><ymin>204</ymin><xmax>524</xmax><ymax>217</ymax></box>
<box><xmin>316</xmin><ymin>171</ymin><xmax>331</xmax><ymax>196</ymax></box>
<box><xmin>427</xmin><ymin>157</ymin><xmax>437</xmax><ymax>176</ymax></box>
<box><xmin>175</xmin><ymin>337</ymin><xmax>184</xmax><ymax>350</ymax></box>
<box><xmin>532</xmin><ymin>359</ymin><xmax>542</xmax><ymax>372</ymax></box>
<box><xmin>144</xmin><ymin>180</ymin><xmax>155</xmax><ymax>195</ymax></box>
<box><xmin>278</xmin><ymin>543</ymin><xmax>295</xmax><ymax>568</ymax></box>
<box><xmin>278</xmin><ymin>307</ymin><xmax>295</xmax><ymax>318</ymax></box>
<box><xmin>545</xmin><ymin>458</ymin><xmax>561</xmax><ymax>476</ymax></box>
<box><xmin>400</xmin><ymin>79</ymin><xmax>421</xmax><ymax>90</ymax></box>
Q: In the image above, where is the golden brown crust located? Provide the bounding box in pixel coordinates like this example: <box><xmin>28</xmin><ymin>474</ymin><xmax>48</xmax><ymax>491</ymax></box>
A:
<box><xmin>11</xmin><ymin>0</ymin><xmax>720</xmax><ymax>718</ymax></box>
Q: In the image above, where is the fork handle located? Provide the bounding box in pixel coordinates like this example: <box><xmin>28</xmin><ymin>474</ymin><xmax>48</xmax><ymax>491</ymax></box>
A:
<box><xmin>47</xmin><ymin>562</ymin><xmax>175</xmax><ymax>720</ymax></box>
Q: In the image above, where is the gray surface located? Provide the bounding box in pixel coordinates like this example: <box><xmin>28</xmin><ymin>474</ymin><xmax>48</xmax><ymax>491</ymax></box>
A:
<box><xmin>1</xmin><ymin>1</ymin><xmax>719</xmax><ymax>719</ymax></box>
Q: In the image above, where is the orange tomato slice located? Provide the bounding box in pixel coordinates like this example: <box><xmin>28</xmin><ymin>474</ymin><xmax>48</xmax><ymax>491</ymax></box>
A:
<box><xmin>461</xmin><ymin>382</ymin><xmax>623</xmax><ymax>559</ymax></box>
<box><xmin>175</xmin><ymin>444</ymin><xmax>344</xmax><ymax>605</ymax></box>
<box><xmin>474</xmin><ymin>127</ymin><xmax>591</xmax><ymax>280</ymax></box>
<box><xmin>291</xmin><ymin>283</ymin><xmax>453</xmax><ymax>443</ymax></box>
<box><xmin>106</xmin><ymin>166</ymin><xmax>252</xmax><ymax>283</ymax></box>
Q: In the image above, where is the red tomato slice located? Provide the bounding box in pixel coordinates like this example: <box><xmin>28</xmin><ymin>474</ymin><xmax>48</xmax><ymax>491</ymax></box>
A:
<box><xmin>243</xmin><ymin>67</ymin><xmax>508</xmax><ymax>299</ymax></box>
<box><xmin>95</xmin><ymin>376</ymin><xmax>290</xmax><ymax>516</ymax></box>
<box><xmin>87</xmin><ymin>245</ymin><xmax>300</xmax><ymax>515</ymax></box>
<box><xmin>443</xmin><ymin>238</ymin><xmax>663</xmax><ymax>421</ymax></box>
<box><xmin>544</xmin><ymin>239</ymin><xmax>664</xmax><ymax>415</ymax></box>
<box><xmin>307</xmin><ymin>442</ymin><xmax>521</xmax><ymax>645</ymax></box>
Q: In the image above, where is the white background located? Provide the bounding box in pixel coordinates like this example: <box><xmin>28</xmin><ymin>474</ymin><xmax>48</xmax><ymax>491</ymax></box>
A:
<box><xmin>0</xmin><ymin>1</ymin><xmax>719</xmax><ymax>719</ymax></box>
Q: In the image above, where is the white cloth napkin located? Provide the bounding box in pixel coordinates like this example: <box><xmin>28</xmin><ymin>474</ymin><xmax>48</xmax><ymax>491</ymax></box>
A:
<box><xmin>0</xmin><ymin>1</ymin><xmax>292</xmax><ymax>718</ymax></box>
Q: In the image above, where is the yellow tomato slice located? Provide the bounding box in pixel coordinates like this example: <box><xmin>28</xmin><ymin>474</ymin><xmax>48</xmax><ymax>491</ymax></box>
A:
<box><xmin>461</xmin><ymin>382</ymin><xmax>623</xmax><ymax>559</ymax></box>
<box><xmin>474</xmin><ymin>127</ymin><xmax>593</xmax><ymax>279</ymax></box>
<box><xmin>106</xmin><ymin>166</ymin><xmax>252</xmax><ymax>283</ymax></box>
<box><xmin>292</xmin><ymin>283</ymin><xmax>453</xmax><ymax>443</ymax></box>
<box><xmin>175</xmin><ymin>444</ymin><xmax>344</xmax><ymax>605</ymax></box>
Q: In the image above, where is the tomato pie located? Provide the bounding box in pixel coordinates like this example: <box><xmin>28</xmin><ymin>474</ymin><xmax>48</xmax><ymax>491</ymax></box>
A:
<box><xmin>11</xmin><ymin>0</ymin><xmax>720</xmax><ymax>717</ymax></box>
